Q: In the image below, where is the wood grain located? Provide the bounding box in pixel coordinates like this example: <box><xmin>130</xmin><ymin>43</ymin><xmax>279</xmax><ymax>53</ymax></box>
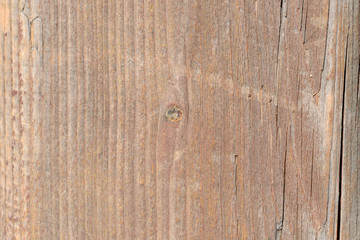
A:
<box><xmin>339</xmin><ymin>1</ymin><xmax>360</xmax><ymax>239</ymax></box>
<box><xmin>0</xmin><ymin>0</ymin><xmax>358</xmax><ymax>239</ymax></box>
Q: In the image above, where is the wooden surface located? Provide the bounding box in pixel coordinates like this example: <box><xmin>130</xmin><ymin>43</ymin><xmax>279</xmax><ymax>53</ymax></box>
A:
<box><xmin>0</xmin><ymin>0</ymin><xmax>359</xmax><ymax>239</ymax></box>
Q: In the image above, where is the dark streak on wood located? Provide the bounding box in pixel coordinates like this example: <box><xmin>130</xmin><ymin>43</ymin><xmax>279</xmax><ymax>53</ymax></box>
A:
<box><xmin>337</xmin><ymin>33</ymin><xmax>349</xmax><ymax>240</ymax></box>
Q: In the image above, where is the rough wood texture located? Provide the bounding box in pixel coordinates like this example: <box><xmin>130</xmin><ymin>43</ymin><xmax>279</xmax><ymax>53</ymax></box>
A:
<box><xmin>339</xmin><ymin>1</ymin><xmax>360</xmax><ymax>239</ymax></box>
<box><xmin>0</xmin><ymin>0</ymin><xmax>358</xmax><ymax>239</ymax></box>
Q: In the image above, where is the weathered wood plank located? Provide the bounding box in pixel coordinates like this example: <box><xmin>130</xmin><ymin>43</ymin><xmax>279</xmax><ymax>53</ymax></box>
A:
<box><xmin>0</xmin><ymin>0</ymin><xmax>358</xmax><ymax>239</ymax></box>
<box><xmin>339</xmin><ymin>1</ymin><xmax>360</xmax><ymax>239</ymax></box>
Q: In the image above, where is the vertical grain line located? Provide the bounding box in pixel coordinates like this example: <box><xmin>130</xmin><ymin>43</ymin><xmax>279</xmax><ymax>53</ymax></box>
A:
<box><xmin>50</xmin><ymin>1</ymin><xmax>60</xmax><ymax>238</ymax></box>
<box><xmin>65</xmin><ymin>0</ymin><xmax>70</xmax><ymax>237</ymax></box>
<box><xmin>58</xmin><ymin>0</ymin><xmax>69</xmax><ymax>237</ymax></box>
<box><xmin>107</xmin><ymin>0</ymin><xmax>117</xmax><ymax>238</ymax></box>
<box><xmin>115</xmin><ymin>0</ymin><xmax>125</xmax><ymax>238</ymax></box>
<box><xmin>67</xmin><ymin>0</ymin><xmax>79</xmax><ymax>238</ymax></box>
<box><xmin>94</xmin><ymin>0</ymin><xmax>100</xmax><ymax>238</ymax></box>
<box><xmin>13</xmin><ymin>0</ymin><xmax>21</xmax><ymax>237</ymax></box>
<box><xmin>134</xmin><ymin>0</ymin><xmax>146</xmax><ymax>238</ymax></box>
<box><xmin>56</xmin><ymin>0</ymin><xmax>61</xmax><ymax>236</ymax></box>
<box><xmin>76</xmin><ymin>1</ymin><xmax>85</xmax><ymax>238</ymax></box>
<box><xmin>19</xmin><ymin>0</ymin><xmax>29</xmax><ymax>236</ymax></box>
<box><xmin>102</xmin><ymin>0</ymin><xmax>110</xmax><ymax>238</ymax></box>
<box><xmin>123</xmin><ymin>0</ymin><xmax>136</xmax><ymax>238</ymax></box>
<box><xmin>6</xmin><ymin>0</ymin><xmax>13</xmax><ymax>238</ymax></box>
<box><xmin>0</xmin><ymin>15</ymin><xmax>5</xmax><ymax>239</ymax></box>
<box><xmin>83</xmin><ymin>0</ymin><xmax>96</xmax><ymax>238</ymax></box>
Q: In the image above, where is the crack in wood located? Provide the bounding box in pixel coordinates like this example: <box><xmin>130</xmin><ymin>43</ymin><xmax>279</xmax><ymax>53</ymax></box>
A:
<box><xmin>337</xmin><ymin>33</ymin><xmax>349</xmax><ymax>240</ymax></box>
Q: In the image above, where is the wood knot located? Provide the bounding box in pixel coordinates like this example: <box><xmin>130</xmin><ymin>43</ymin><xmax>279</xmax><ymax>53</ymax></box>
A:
<box><xmin>166</xmin><ymin>106</ymin><xmax>183</xmax><ymax>122</ymax></box>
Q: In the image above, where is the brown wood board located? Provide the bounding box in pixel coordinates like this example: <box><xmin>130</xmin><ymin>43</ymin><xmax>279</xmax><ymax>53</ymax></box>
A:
<box><xmin>0</xmin><ymin>0</ymin><xmax>359</xmax><ymax>239</ymax></box>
